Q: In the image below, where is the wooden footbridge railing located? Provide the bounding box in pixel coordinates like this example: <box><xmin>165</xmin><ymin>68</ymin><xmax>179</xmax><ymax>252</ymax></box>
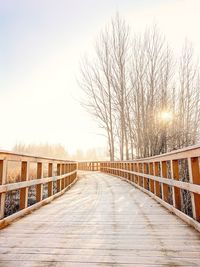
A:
<box><xmin>78</xmin><ymin>144</ymin><xmax>200</xmax><ymax>232</ymax></box>
<box><xmin>1</xmin><ymin>145</ymin><xmax>200</xmax><ymax>233</ymax></box>
<box><xmin>0</xmin><ymin>151</ymin><xmax>77</xmax><ymax>228</ymax></box>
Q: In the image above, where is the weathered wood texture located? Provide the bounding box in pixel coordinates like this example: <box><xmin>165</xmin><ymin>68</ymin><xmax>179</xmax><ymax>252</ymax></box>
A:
<box><xmin>0</xmin><ymin>172</ymin><xmax>200</xmax><ymax>266</ymax></box>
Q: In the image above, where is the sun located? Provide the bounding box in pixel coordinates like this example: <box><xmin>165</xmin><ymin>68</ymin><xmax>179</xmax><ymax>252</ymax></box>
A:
<box><xmin>159</xmin><ymin>111</ymin><xmax>173</xmax><ymax>123</ymax></box>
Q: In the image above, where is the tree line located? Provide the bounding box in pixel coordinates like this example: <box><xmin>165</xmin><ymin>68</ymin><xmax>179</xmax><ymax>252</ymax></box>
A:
<box><xmin>79</xmin><ymin>14</ymin><xmax>200</xmax><ymax>160</ymax></box>
<box><xmin>13</xmin><ymin>143</ymin><xmax>107</xmax><ymax>160</ymax></box>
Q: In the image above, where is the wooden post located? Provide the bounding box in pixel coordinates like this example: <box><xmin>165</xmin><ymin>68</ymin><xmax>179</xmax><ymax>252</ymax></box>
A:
<box><xmin>135</xmin><ymin>163</ymin><xmax>138</xmax><ymax>184</ymax></box>
<box><xmin>138</xmin><ymin>163</ymin><xmax>143</xmax><ymax>187</ymax></box>
<box><xmin>143</xmin><ymin>163</ymin><xmax>148</xmax><ymax>189</ymax></box>
<box><xmin>128</xmin><ymin>163</ymin><xmax>131</xmax><ymax>180</ymax></box>
<box><xmin>171</xmin><ymin>160</ymin><xmax>181</xmax><ymax>210</ymax></box>
<box><xmin>64</xmin><ymin>164</ymin><xmax>68</xmax><ymax>187</ymax></box>
<box><xmin>154</xmin><ymin>162</ymin><xmax>160</xmax><ymax>197</ymax></box>
<box><xmin>48</xmin><ymin>163</ymin><xmax>53</xmax><ymax>197</ymax></box>
<box><xmin>69</xmin><ymin>164</ymin><xmax>72</xmax><ymax>184</ymax></box>
<box><xmin>61</xmin><ymin>164</ymin><xmax>65</xmax><ymax>190</ymax></box>
<box><xmin>149</xmin><ymin>163</ymin><xmax>154</xmax><ymax>193</ymax></box>
<box><xmin>20</xmin><ymin>161</ymin><xmax>29</xmax><ymax>209</ymax></box>
<box><xmin>0</xmin><ymin>160</ymin><xmax>7</xmax><ymax>219</ymax></box>
<box><xmin>188</xmin><ymin>157</ymin><xmax>200</xmax><ymax>221</ymax></box>
<box><xmin>57</xmin><ymin>163</ymin><xmax>61</xmax><ymax>192</ymax></box>
<box><xmin>161</xmin><ymin>161</ymin><xmax>168</xmax><ymax>203</ymax></box>
<box><xmin>129</xmin><ymin>163</ymin><xmax>133</xmax><ymax>182</ymax></box>
<box><xmin>36</xmin><ymin>162</ymin><xmax>43</xmax><ymax>202</ymax></box>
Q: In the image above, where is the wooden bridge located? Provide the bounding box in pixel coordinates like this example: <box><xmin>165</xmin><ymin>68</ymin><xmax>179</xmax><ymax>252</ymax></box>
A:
<box><xmin>0</xmin><ymin>146</ymin><xmax>200</xmax><ymax>266</ymax></box>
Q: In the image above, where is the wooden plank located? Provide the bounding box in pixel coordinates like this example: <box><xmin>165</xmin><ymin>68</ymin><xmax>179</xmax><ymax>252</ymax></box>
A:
<box><xmin>161</xmin><ymin>161</ymin><xmax>168</xmax><ymax>202</ymax></box>
<box><xmin>36</xmin><ymin>162</ymin><xmax>43</xmax><ymax>202</ymax></box>
<box><xmin>154</xmin><ymin>162</ymin><xmax>160</xmax><ymax>197</ymax></box>
<box><xmin>143</xmin><ymin>163</ymin><xmax>148</xmax><ymax>190</ymax></box>
<box><xmin>149</xmin><ymin>162</ymin><xmax>154</xmax><ymax>193</ymax></box>
<box><xmin>171</xmin><ymin>160</ymin><xmax>181</xmax><ymax>210</ymax></box>
<box><xmin>188</xmin><ymin>157</ymin><xmax>200</xmax><ymax>221</ymax></box>
<box><xmin>0</xmin><ymin>151</ymin><xmax>76</xmax><ymax>164</ymax></box>
<box><xmin>61</xmin><ymin>164</ymin><xmax>65</xmax><ymax>190</ymax></box>
<box><xmin>0</xmin><ymin>172</ymin><xmax>200</xmax><ymax>266</ymax></box>
<box><xmin>48</xmin><ymin>163</ymin><xmax>53</xmax><ymax>197</ymax></box>
<box><xmin>0</xmin><ymin>171</ymin><xmax>77</xmax><ymax>193</ymax></box>
<box><xmin>0</xmin><ymin>160</ymin><xmax>7</xmax><ymax>219</ymax></box>
<box><xmin>19</xmin><ymin>161</ymin><xmax>29</xmax><ymax>210</ymax></box>
<box><xmin>57</xmin><ymin>164</ymin><xmax>61</xmax><ymax>192</ymax></box>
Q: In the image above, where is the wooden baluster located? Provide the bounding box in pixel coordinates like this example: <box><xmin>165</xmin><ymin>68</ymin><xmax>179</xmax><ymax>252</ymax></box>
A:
<box><xmin>142</xmin><ymin>163</ymin><xmax>144</xmax><ymax>187</ymax></box>
<box><xmin>124</xmin><ymin>163</ymin><xmax>127</xmax><ymax>179</ymax></box>
<box><xmin>138</xmin><ymin>163</ymin><xmax>141</xmax><ymax>186</ymax></box>
<box><xmin>20</xmin><ymin>161</ymin><xmax>29</xmax><ymax>209</ymax></box>
<box><xmin>154</xmin><ymin>162</ymin><xmax>160</xmax><ymax>197</ymax></box>
<box><xmin>130</xmin><ymin>163</ymin><xmax>132</xmax><ymax>180</ymax></box>
<box><xmin>65</xmin><ymin>164</ymin><xmax>68</xmax><ymax>187</ymax></box>
<box><xmin>0</xmin><ymin>160</ymin><xmax>7</xmax><ymax>219</ymax></box>
<box><xmin>161</xmin><ymin>161</ymin><xmax>168</xmax><ymax>203</ymax></box>
<box><xmin>132</xmin><ymin>163</ymin><xmax>134</xmax><ymax>182</ymax></box>
<box><xmin>75</xmin><ymin>163</ymin><xmax>77</xmax><ymax>180</ymax></box>
<box><xmin>133</xmin><ymin>163</ymin><xmax>136</xmax><ymax>184</ymax></box>
<box><xmin>57</xmin><ymin>163</ymin><xmax>61</xmax><ymax>192</ymax></box>
<box><xmin>171</xmin><ymin>160</ymin><xmax>181</xmax><ymax>210</ymax></box>
<box><xmin>65</xmin><ymin>164</ymin><xmax>68</xmax><ymax>186</ymax></box>
<box><xmin>36</xmin><ymin>162</ymin><xmax>43</xmax><ymax>202</ymax></box>
<box><xmin>149</xmin><ymin>162</ymin><xmax>154</xmax><ymax>193</ymax></box>
<box><xmin>48</xmin><ymin>163</ymin><xmax>53</xmax><ymax>197</ymax></box>
<box><xmin>143</xmin><ymin>163</ymin><xmax>148</xmax><ymax>189</ymax></box>
<box><xmin>69</xmin><ymin>164</ymin><xmax>71</xmax><ymax>184</ymax></box>
<box><xmin>61</xmin><ymin>164</ymin><xmax>65</xmax><ymax>190</ymax></box>
<box><xmin>132</xmin><ymin>163</ymin><xmax>135</xmax><ymax>183</ymax></box>
<box><xmin>128</xmin><ymin>163</ymin><xmax>130</xmax><ymax>180</ymax></box>
<box><xmin>124</xmin><ymin>163</ymin><xmax>126</xmax><ymax>178</ymax></box>
<box><xmin>135</xmin><ymin>163</ymin><xmax>139</xmax><ymax>184</ymax></box>
<box><xmin>188</xmin><ymin>157</ymin><xmax>200</xmax><ymax>221</ymax></box>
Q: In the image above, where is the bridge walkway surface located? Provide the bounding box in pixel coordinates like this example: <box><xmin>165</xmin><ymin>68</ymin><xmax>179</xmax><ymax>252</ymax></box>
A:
<box><xmin>0</xmin><ymin>172</ymin><xmax>200</xmax><ymax>267</ymax></box>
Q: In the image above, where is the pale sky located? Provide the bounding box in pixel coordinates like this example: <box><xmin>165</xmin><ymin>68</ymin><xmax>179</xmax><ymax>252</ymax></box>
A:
<box><xmin>0</xmin><ymin>0</ymin><xmax>200</xmax><ymax>153</ymax></box>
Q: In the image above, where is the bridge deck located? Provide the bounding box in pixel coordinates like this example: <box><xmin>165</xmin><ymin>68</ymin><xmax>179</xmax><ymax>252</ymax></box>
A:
<box><xmin>0</xmin><ymin>172</ymin><xmax>200</xmax><ymax>267</ymax></box>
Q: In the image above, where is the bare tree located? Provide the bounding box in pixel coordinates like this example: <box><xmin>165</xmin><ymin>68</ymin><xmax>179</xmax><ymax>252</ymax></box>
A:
<box><xmin>129</xmin><ymin>26</ymin><xmax>174</xmax><ymax>158</ymax></box>
<box><xmin>174</xmin><ymin>41</ymin><xmax>200</xmax><ymax>148</ymax></box>
<box><xmin>79</xmin><ymin>16</ymin><xmax>200</xmax><ymax>160</ymax></box>
<box><xmin>79</xmin><ymin>14</ymin><xmax>130</xmax><ymax>160</ymax></box>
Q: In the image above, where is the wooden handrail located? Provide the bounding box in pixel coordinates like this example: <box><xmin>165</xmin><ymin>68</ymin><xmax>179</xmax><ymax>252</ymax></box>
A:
<box><xmin>0</xmin><ymin>152</ymin><xmax>78</xmax><ymax>228</ymax></box>
<box><xmin>78</xmin><ymin>144</ymin><xmax>200</xmax><ymax>232</ymax></box>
